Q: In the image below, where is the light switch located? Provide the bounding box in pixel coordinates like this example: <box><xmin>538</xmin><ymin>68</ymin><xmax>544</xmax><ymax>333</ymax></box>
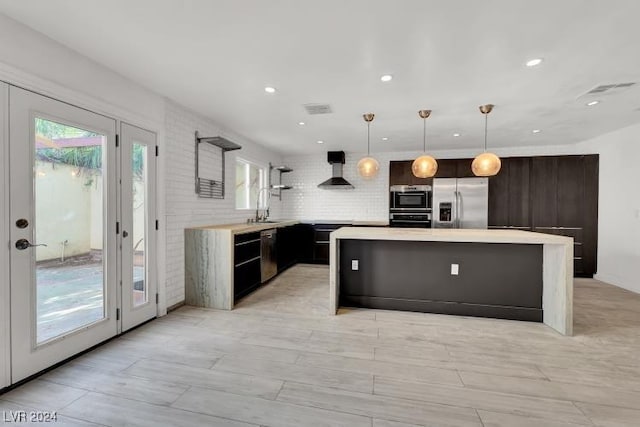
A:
<box><xmin>451</xmin><ymin>263</ymin><xmax>459</xmax><ymax>275</ymax></box>
<box><xmin>351</xmin><ymin>260</ymin><xmax>359</xmax><ymax>271</ymax></box>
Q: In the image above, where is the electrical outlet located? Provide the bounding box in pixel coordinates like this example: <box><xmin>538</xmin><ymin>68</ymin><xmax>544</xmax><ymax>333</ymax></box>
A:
<box><xmin>351</xmin><ymin>260</ymin><xmax>359</xmax><ymax>271</ymax></box>
<box><xmin>451</xmin><ymin>263</ymin><xmax>459</xmax><ymax>275</ymax></box>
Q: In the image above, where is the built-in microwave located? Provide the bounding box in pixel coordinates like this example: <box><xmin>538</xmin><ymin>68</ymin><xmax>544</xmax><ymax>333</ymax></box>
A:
<box><xmin>389</xmin><ymin>185</ymin><xmax>432</xmax><ymax>211</ymax></box>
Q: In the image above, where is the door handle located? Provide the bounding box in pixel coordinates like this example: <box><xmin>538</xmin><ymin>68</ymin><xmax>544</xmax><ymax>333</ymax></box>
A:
<box><xmin>456</xmin><ymin>191</ymin><xmax>462</xmax><ymax>228</ymax></box>
<box><xmin>15</xmin><ymin>239</ymin><xmax>47</xmax><ymax>250</ymax></box>
<box><xmin>123</xmin><ymin>230</ymin><xmax>129</xmax><ymax>238</ymax></box>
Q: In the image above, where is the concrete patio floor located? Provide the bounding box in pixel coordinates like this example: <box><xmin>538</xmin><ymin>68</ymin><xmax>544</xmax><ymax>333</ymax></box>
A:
<box><xmin>37</xmin><ymin>257</ymin><xmax>143</xmax><ymax>342</ymax></box>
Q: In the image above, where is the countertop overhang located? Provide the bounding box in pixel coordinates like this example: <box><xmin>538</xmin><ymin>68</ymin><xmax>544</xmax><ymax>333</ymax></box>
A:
<box><xmin>331</xmin><ymin>227</ymin><xmax>573</xmax><ymax>245</ymax></box>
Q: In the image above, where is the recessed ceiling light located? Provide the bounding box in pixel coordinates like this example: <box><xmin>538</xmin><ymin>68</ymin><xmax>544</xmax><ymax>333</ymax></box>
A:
<box><xmin>381</xmin><ymin>137</ymin><xmax>389</xmax><ymax>141</ymax></box>
<box><xmin>264</xmin><ymin>86</ymin><xmax>276</xmax><ymax>93</ymax></box>
<box><xmin>316</xmin><ymin>140</ymin><xmax>324</xmax><ymax>144</ymax></box>
<box><xmin>526</xmin><ymin>58</ymin><xmax>543</xmax><ymax>67</ymax></box>
<box><xmin>298</xmin><ymin>121</ymin><xmax>305</xmax><ymax>126</ymax></box>
<box><xmin>380</xmin><ymin>74</ymin><xmax>393</xmax><ymax>82</ymax></box>
<box><xmin>532</xmin><ymin>129</ymin><xmax>541</xmax><ymax>134</ymax></box>
<box><xmin>453</xmin><ymin>133</ymin><xmax>461</xmax><ymax>137</ymax></box>
<box><xmin>586</xmin><ymin>100</ymin><xmax>600</xmax><ymax>106</ymax></box>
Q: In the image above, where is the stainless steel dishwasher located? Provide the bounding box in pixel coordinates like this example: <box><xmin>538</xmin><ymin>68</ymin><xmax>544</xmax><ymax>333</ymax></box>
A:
<box><xmin>260</xmin><ymin>229</ymin><xmax>277</xmax><ymax>282</ymax></box>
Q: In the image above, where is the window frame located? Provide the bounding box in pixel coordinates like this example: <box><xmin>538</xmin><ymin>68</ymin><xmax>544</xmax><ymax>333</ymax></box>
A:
<box><xmin>235</xmin><ymin>157</ymin><xmax>268</xmax><ymax>211</ymax></box>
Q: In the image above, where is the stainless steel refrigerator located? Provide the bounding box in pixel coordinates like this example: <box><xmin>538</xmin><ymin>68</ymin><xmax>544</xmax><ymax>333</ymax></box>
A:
<box><xmin>432</xmin><ymin>178</ymin><xmax>488</xmax><ymax>229</ymax></box>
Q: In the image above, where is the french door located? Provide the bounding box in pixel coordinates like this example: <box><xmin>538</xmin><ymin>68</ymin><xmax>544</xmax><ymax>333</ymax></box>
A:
<box><xmin>7</xmin><ymin>87</ymin><xmax>157</xmax><ymax>383</ymax></box>
<box><xmin>120</xmin><ymin>123</ymin><xmax>157</xmax><ymax>331</ymax></box>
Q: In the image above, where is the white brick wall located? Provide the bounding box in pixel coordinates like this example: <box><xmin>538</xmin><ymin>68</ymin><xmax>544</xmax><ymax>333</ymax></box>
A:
<box><xmin>280</xmin><ymin>144</ymin><xmax>594</xmax><ymax>221</ymax></box>
<box><xmin>280</xmin><ymin>152</ymin><xmax>393</xmax><ymax>221</ymax></box>
<box><xmin>163</xmin><ymin>100</ymin><xmax>282</xmax><ymax>307</ymax></box>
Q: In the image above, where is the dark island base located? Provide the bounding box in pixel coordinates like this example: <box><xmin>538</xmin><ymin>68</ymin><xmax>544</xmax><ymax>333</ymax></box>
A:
<box><xmin>339</xmin><ymin>239</ymin><xmax>544</xmax><ymax>323</ymax></box>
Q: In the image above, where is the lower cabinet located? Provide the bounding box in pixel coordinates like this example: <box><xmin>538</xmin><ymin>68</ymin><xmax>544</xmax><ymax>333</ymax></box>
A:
<box><xmin>277</xmin><ymin>224</ymin><xmax>299</xmax><ymax>272</ymax></box>
<box><xmin>234</xmin><ymin>258</ymin><xmax>261</xmax><ymax>300</ymax></box>
<box><xmin>233</xmin><ymin>232</ymin><xmax>261</xmax><ymax>300</ymax></box>
<box><xmin>533</xmin><ymin>227</ymin><xmax>585</xmax><ymax>275</ymax></box>
<box><xmin>293</xmin><ymin>223</ymin><xmax>352</xmax><ymax>265</ymax></box>
<box><xmin>311</xmin><ymin>224</ymin><xmax>349</xmax><ymax>265</ymax></box>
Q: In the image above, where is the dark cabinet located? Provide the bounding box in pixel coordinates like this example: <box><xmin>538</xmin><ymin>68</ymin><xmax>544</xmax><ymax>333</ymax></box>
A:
<box><xmin>313</xmin><ymin>224</ymin><xmax>340</xmax><ymax>264</ymax></box>
<box><xmin>530</xmin><ymin>155</ymin><xmax>599</xmax><ymax>277</ymax></box>
<box><xmin>434</xmin><ymin>159</ymin><xmax>457</xmax><ymax>178</ymax></box>
<box><xmin>455</xmin><ymin>158</ymin><xmax>476</xmax><ymax>178</ymax></box>
<box><xmin>389</xmin><ymin>161</ymin><xmax>412</xmax><ymax>185</ymax></box>
<box><xmin>434</xmin><ymin>158</ymin><xmax>474</xmax><ymax>178</ymax></box>
<box><xmin>582</xmin><ymin>155</ymin><xmax>599</xmax><ymax>278</ymax></box>
<box><xmin>298</xmin><ymin>223</ymin><xmax>349</xmax><ymax>265</ymax></box>
<box><xmin>488</xmin><ymin>157</ymin><xmax>531</xmax><ymax>228</ymax></box>
<box><xmin>389</xmin><ymin>160</ymin><xmax>433</xmax><ymax>185</ymax></box>
<box><xmin>233</xmin><ymin>232</ymin><xmax>262</xmax><ymax>300</ymax></box>
<box><xmin>507</xmin><ymin>157</ymin><xmax>532</xmax><ymax>227</ymax></box>
<box><xmin>390</xmin><ymin>159</ymin><xmax>473</xmax><ymax>183</ymax></box>
<box><xmin>277</xmin><ymin>225</ymin><xmax>299</xmax><ymax>272</ymax></box>
<box><xmin>296</xmin><ymin>223</ymin><xmax>315</xmax><ymax>264</ymax></box>
<box><xmin>531</xmin><ymin>156</ymin><xmax>559</xmax><ymax>226</ymax></box>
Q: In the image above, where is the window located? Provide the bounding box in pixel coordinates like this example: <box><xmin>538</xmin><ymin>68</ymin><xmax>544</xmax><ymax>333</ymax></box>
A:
<box><xmin>236</xmin><ymin>158</ymin><xmax>267</xmax><ymax>210</ymax></box>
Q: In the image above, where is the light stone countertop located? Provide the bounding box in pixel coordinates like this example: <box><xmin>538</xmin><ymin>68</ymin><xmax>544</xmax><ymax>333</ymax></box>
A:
<box><xmin>189</xmin><ymin>219</ymin><xmax>389</xmax><ymax>235</ymax></box>
<box><xmin>331</xmin><ymin>227</ymin><xmax>573</xmax><ymax>245</ymax></box>
<box><xmin>190</xmin><ymin>220</ymin><xmax>299</xmax><ymax>234</ymax></box>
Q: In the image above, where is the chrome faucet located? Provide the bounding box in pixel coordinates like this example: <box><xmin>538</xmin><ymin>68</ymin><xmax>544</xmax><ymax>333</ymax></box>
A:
<box><xmin>256</xmin><ymin>187</ymin><xmax>271</xmax><ymax>222</ymax></box>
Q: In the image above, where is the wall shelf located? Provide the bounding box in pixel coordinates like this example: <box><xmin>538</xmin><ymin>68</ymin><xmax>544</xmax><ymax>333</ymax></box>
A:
<box><xmin>195</xmin><ymin>131</ymin><xmax>241</xmax><ymax>199</ymax></box>
<box><xmin>269</xmin><ymin>163</ymin><xmax>293</xmax><ymax>200</ymax></box>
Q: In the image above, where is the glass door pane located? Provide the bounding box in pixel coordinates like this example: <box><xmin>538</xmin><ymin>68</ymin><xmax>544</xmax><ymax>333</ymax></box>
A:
<box><xmin>132</xmin><ymin>143</ymin><xmax>147</xmax><ymax>307</ymax></box>
<box><xmin>34</xmin><ymin>118</ymin><xmax>106</xmax><ymax>343</ymax></box>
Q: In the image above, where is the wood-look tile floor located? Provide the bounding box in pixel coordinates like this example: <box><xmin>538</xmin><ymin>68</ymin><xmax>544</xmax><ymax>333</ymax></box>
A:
<box><xmin>2</xmin><ymin>264</ymin><xmax>640</xmax><ymax>426</ymax></box>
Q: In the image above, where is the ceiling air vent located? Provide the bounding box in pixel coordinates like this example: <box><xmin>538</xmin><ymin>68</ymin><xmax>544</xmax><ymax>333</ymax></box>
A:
<box><xmin>585</xmin><ymin>82</ymin><xmax>636</xmax><ymax>95</ymax></box>
<box><xmin>304</xmin><ymin>104</ymin><xmax>333</xmax><ymax>115</ymax></box>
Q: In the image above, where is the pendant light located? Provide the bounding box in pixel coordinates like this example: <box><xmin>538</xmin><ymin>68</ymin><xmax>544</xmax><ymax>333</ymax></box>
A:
<box><xmin>411</xmin><ymin>109</ymin><xmax>438</xmax><ymax>178</ymax></box>
<box><xmin>357</xmin><ymin>113</ymin><xmax>379</xmax><ymax>178</ymax></box>
<box><xmin>471</xmin><ymin>104</ymin><xmax>501</xmax><ymax>176</ymax></box>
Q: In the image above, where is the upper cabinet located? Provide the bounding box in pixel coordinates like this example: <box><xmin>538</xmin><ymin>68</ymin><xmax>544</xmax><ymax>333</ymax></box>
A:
<box><xmin>389</xmin><ymin>160</ymin><xmax>433</xmax><ymax>185</ymax></box>
<box><xmin>389</xmin><ymin>158</ymin><xmax>474</xmax><ymax>184</ymax></box>
<box><xmin>389</xmin><ymin>160</ymin><xmax>412</xmax><ymax>185</ymax></box>
<box><xmin>488</xmin><ymin>157</ymin><xmax>531</xmax><ymax>228</ymax></box>
<box><xmin>434</xmin><ymin>158</ymin><xmax>475</xmax><ymax>178</ymax></box>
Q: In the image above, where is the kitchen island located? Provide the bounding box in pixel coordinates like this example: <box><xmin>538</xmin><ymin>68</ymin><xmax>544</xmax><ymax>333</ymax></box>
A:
<box><xmin>330</xmin><ymin>227</ymin><xmax>574</xmax><ymax>335</ymax></box>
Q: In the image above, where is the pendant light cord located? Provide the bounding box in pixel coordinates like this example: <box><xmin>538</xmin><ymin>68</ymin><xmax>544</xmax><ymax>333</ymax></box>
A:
<box><xmin>484</xmin><ymin>113</ymin><xmax>488</xmax><ymax>152</ymax></box>
<box><xmin>423</xmin><ymin>118</ymin><xmax>427</xmax><ymax>153</ymax></box>
<box><xmin>367</xmin><ymin>121</ymin><xmax>371</xmax><ymax>155</ymax></box>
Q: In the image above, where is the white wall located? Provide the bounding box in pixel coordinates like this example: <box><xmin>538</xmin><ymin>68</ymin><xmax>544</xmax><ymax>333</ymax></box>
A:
<box><xmin>576</xmin><ymin>123</ymin><xmax>640</xmax><ymax>294</ymax></box>
<box><xmin>164</xmin><ymin>100</ymin><xmax>283</xmax><ymax>308</ymax></box>
<box><xmin>0</xmin><ymin>14</ymin><xmax>165</xmax><ymax>128</ymax></box>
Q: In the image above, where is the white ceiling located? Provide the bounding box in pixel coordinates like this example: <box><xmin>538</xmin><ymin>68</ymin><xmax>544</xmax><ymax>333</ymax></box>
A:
<box><xmin>1</xmin><ymin>0</ymin><xmax>640</xmax><ymax>154</ymax></box>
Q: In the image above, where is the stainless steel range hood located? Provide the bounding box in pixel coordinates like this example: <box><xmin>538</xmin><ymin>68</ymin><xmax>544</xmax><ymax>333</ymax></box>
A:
<box><xmin>318</xmin><ymin>151</ymin><xmax>354</xmax><ymax>189</ymax></box>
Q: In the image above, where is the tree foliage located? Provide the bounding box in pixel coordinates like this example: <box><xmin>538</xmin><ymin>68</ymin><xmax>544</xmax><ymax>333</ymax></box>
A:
<box><xmin>35</xmin><ymin>118</ymin><xmax>145</xmax><ymax>177</ymax></box>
